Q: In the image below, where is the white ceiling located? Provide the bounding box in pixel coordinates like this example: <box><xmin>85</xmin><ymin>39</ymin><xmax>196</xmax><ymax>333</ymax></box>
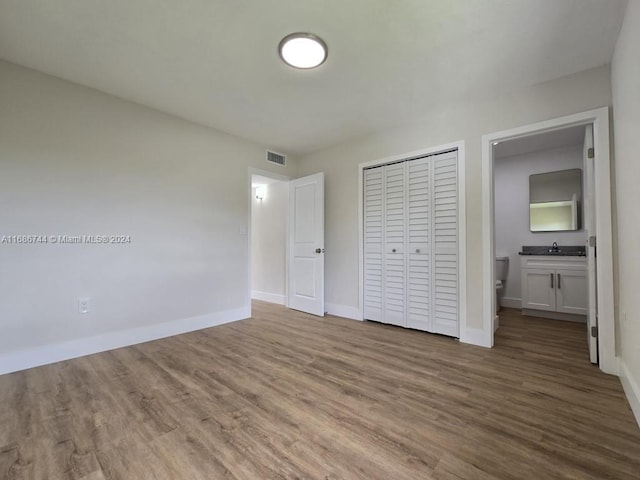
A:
<box><xmin>0</xmin><ymin>0</ymin><xmax>628</xmax><ymax>156</ymax></box>
<box><xmin>494</xmin><ymin>125</ymin><xmax>586</xmax><ymax>158</ymax></box>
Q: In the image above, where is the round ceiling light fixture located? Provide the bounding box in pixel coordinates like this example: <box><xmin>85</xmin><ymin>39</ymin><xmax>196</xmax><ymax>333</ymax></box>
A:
<box><xmin>278</xmin><ymin>33</ymin><xmax>328</xmax><ymax>69</ymax></box>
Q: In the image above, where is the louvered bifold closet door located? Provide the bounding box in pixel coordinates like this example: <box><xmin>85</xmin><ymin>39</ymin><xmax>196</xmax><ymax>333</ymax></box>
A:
<box><xmin>363</xmin><ymin>167</ymin><xmax>384</xmax><ymax>322</ymax></box>
<box><xmin>432</xmin><ymin>152</ymin><xmax>459</xmax><ymax>337</ymax></box>
<box><xmin>406</xmin><ymin>158</ymin><xmax>431</xmax><ymax>331</ymax></box>
<box><xmin>383</xmin><ymin>163</ymin><xmax>406</xmax><ymax>327</ymax></box>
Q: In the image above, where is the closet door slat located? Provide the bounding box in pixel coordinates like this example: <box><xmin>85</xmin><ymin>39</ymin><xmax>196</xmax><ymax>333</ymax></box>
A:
<box><xmin>406</xmin><ymin>158</ymin><xmax>431</xmax><ymax>331</ymax></box>
<box><xmin>363</xmin><ymin>167</ymin><xmax>384</xmax><ymax>321</ymax></box>
<box><xmin>432</xmin><ymin>153</ymin><xmax>459</xmax><ymax>337</ymax></box>
<box><xmin>383</xmin><ymin>163</ymin><xmax>406</xmax><ymax>327</ymax></box>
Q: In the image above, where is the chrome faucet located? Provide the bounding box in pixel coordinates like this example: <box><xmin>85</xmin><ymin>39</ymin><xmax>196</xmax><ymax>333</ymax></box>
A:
<box><xmin>550</xmin><ymin>242</ymin><xmax>559</xmax><ymax>253</ymax></box>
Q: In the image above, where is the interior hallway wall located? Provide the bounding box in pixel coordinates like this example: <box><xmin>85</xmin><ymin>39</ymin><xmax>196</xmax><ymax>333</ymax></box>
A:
<box><xmin>612</xmin><ymin>0</ymin><xmax>640</xmax><ymax>424</ymax></box>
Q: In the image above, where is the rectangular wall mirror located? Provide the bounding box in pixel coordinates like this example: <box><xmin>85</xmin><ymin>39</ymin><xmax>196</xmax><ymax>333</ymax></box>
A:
<box><xmin>529</xmin><ymin>168</ymin><xmax>582</xmax><ymax>232</ymax></box>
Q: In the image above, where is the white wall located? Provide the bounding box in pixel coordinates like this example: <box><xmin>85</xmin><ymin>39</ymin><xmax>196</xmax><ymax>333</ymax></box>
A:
<box><xmin>297</xmin><ymin>65</ymin><xmax>612</xmax><ymax>333</ymax></box>
<box><xmin>0</xmin><ymin>60</ymin><xmax>297</xmax><ymax>373</ymax></box>
<box><xmin>612</xmin><ymin>0</ymin><xmax>640</xmax><ymax>425</ymax></box>
<box><xmin>495</xmin><ymin>145</ymin><xmax>586</xmax><ymax>307</ymax></box>
<box><xmin>251</xmin><ymin>181</ymin><xmax>287</xmax><ymax>304</ymax></box>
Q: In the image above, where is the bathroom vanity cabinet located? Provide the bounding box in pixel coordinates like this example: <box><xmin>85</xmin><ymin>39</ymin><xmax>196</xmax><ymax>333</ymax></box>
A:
<box><xmin>520</xmin><ymin>255</ymin><xmax>587</xmax><ymax>321</ymax></box>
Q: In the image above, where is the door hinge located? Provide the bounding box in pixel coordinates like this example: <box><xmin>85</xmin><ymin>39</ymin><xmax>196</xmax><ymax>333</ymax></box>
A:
<box><xmin>588</xmin><ymin>147</ymin><xmax>594</xmax><ymax>159</ymax></box>
<box><xmin>591</xmin><ymin>326</ymin><xmax>598</xmax><ymax>338</ymax></box>
<box><xmin>589</xmin><ymin>236</ymin><xmax>597</xmax><ymax>247</ymax></box>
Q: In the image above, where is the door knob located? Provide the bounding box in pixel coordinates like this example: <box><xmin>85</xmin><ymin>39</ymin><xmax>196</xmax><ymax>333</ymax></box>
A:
<box><xmin>416</xmin><ymin>248</ymin><xmax>420</xmax><ymax>253</ymax></box>
<box><xmin>392</xmin><ymin>248</ymin><xmax>396</xmax><ymax>253</ymax></box>
<box><xmin>315</xmin><ymin>248</ymin><xmax>324</xmax><ymax>253</ymax></box>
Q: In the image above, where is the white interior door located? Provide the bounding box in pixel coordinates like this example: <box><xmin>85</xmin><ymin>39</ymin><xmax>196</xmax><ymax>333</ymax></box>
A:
<box><xmin>288</xmin><ymin>173</ymin><xmax>325</xmax><ymax>316</ymax></box>
<box><xmin>362</xmin><ymin>151</ymin><xmax>459</xmax><ymax>337</ymax></box>
<box><xmin>584</xmin><ymin>124</ymin><xmax>598</xmax><ymax>364</ymax></box>
<box><xmin>432</xmin><ymin>152</ymin><xmax>459</xmax><ymax>337</ymax></box>
<box><xmin>383</xmin><ymin>163</ymin><xmax>407</xmax><ymax>327</ymax></box>
<box><xmin>363</xmin><ymin>167</ymin><xmax>384</xmax><ymax>322</ymax></box>
<box><xmin>406</xmin><ymin>158</ymin><xmax>431</xmax><ymax>331</ymax></box>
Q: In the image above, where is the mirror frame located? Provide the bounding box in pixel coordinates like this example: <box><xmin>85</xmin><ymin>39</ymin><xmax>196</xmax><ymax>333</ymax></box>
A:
<box><xmin>529</xmin><ymin>168</ymin><xmax>583</xmax><ymax>232</ymax></box>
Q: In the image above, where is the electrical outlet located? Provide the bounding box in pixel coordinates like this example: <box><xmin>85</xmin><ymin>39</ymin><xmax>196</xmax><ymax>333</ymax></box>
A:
<box><xmin>79</xmin><ymin>297</ymin><xmax>90</xmax><ymax>314</ymax></box>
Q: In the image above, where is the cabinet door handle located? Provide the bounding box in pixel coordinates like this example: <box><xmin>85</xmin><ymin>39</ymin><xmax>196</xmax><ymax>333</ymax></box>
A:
<box><xmin>550</xmin><ymin>273</ymin><xmax>554</xmax><ymax>288</ymax></box>
<box><xmin>557</xmin><ymin>273</ymin><xmax>561</xmax><ymax>289</ymax></box>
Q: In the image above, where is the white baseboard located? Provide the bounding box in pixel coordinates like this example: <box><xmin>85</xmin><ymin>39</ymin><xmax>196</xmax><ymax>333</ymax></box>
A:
<box><xmin>325</xmin><ymin>303</ymin><xmax>363</xmax><ymax>321</ymax></box>
<box><xmin>522</xmin><ymin>308</ymin><xmax>587</xmax><ymax>323</ymax></box>
<box><xmin>0</xmin><ymin>306</ymin><xmax>250</xmax><ymax>376</ymax></box>
<box><xmin>620</xmin><ymin>360</ymin><xmax>640</xmax><ymax>427</ymax></box>
<box><xmin>459</xmin><ymin>327</ymin><xmax>491</xmax><ymax>348</ymax></box>
<box><xmin>500</xmin><ymin>297</ymin><xmax>522</xmax><ymax>309</ymax></box>
<box><xmin>251</xmin><ymin>290</ymin><xmax>285</xmax><ymax>305</ymax></box>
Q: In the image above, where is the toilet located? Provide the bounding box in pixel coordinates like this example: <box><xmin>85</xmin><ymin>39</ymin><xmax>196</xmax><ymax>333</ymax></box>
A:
<box><xmin>495</xmin><ymin>256</ymin><xmax>509</xmax><ymax>314</ymax></box>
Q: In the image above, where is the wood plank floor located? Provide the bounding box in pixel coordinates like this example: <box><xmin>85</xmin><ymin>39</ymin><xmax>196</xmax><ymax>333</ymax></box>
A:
<box><xmin>1</xmin><ymin>302</ymin><xmax>639</xmax><ymax>479</ymax></box>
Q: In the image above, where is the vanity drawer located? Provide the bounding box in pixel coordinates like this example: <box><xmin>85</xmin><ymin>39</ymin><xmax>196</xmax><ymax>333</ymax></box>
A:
<box><xmin>520</xmin><ymin>255</ymin><xmax>586</xmax><ymax>271</ymax></box>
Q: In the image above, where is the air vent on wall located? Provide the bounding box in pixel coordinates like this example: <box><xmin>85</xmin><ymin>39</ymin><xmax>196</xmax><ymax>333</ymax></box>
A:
<box><xmin>266</xmin><ymin>150</ymin><xmax>286</xmax><ymax>167</ymax></box>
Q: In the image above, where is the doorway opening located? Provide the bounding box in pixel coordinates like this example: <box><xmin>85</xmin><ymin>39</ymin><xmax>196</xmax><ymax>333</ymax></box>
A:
<box><xmin>248</xmin><ymin>169</ymin><xmax>326</xmax><ymax>318</ymax></box>
<box><xmin>482</xmin><ymin>107</ymin><xmax>616</xmax><ymax>374</ymax></box>
<box><xmin>249</xmin><ymin>170</ymin><xmax>290</xmax><ymax>309</ymax></box>
<box><xmin>493</xmin><ymin>125</ymin><xmax>594</xmax><ymax>361</ymax></box>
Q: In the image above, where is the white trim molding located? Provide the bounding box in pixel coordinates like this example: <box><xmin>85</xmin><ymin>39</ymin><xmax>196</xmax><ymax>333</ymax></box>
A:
<box><xmin>358</xmin><ymin>141</ymin><xmax>469</xmax><ymax>343</ymax></box>
<box><xmin>620</xmin><ymin>360</ymin><xmax>640</xmax><ymax>427</ymax></box>
<box><xmin>251</xmin><ymin>291</ymin><xmax>286</xmax><ymax>305</ymax></box>
<box><xmin>482</xmin><ymin>107</ymin><xmax>617</xmax><ymax>373</ymax></box>
<box><xmin>0</xmin><ymin>306</ymin><xmax>250</xmax><ymax>376</ymax></box>
<box><xmin>460</xmin><ymin>327</ymin><xmax>490</xmax><ymax>348</ymax></box>
<box><xmin>500</xmin><ymin>297</ymin><xmax>522</xmax><ymax>309</ymax></box>
<box><xmin>326</xmin><ymin>303</ymin><xmax>363</xmax><ymax>321</ymax></box>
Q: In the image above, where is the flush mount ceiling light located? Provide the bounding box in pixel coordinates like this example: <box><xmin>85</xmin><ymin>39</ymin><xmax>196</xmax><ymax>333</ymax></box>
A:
<box><xmin>278</xmin><ymin>33</ymin><xmax>327</xmax><ymax>69</ymax></box>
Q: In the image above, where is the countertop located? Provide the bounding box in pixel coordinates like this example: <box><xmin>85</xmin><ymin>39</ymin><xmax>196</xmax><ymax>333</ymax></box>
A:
<box><xmin>518</xmin><ymin>245</ymin><xmax>586</xmax><ymax>256</ymax></box>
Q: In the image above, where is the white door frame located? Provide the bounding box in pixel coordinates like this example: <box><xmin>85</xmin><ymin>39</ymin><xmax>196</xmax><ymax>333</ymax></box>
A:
<box><xmin>481</xmin><ymin>107</ymin><xmax>617</xmax><ymax>375</ymax></box>
<box><xmin>247</xmin><ymin>167</ymin><xmax>292</xmax><ymax>316</ymax></box>
<box><xmin>357</xmin><ymin>141</ymin><xmax>467</xmax><ymax>339</ymax></box>
<box><xmin>583</xmin><ymin>124</ymin><xmax>598</xmax><ymax>364</ymax></box>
